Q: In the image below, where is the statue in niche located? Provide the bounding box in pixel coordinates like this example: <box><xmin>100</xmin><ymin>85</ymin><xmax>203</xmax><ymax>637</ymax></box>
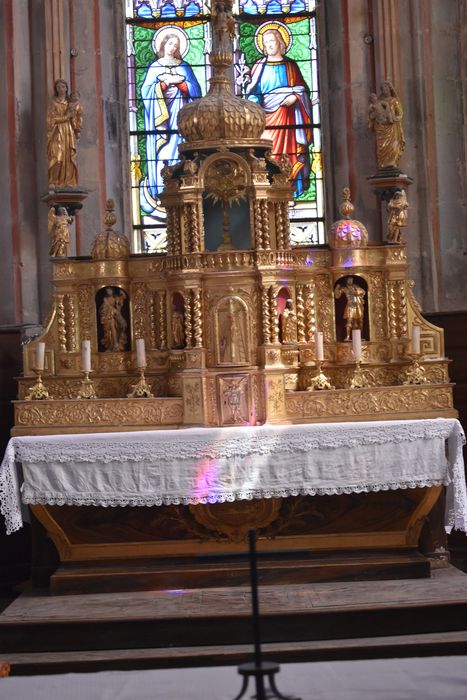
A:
<box><xmin>98</xmin><ymin>287</ymin><xmax>128</xmax><ymax>352</ymax></box>
<box><xmin>47</xmin><ymin>79</ymin><xmax>83</xmax><ymax>188</ymax></box>
<box><xmin>171</xmin><ymin>305</ymin><xmax>185</xmax><ymax>349</ymax></box>
<box><xmin>48</xmin><ymin>207</ymin><xmax>72</xmax><ymax>257</ymax></box>
<box><xmin>334</xmin><ymin>277</ymin><xmax>366</xmax><ymax>341</ymax></box>
<box><xmin>386</xmin><ymin>190</ymin><xmax>408</xmax><ymax>244</ymax></box>
<box><xmin>280</xmin><ymin>299</ymin><xmax>297</xmax><ymax>344</ymax></box>
<box><xmin>367</xmin><ymin>80</ymin><xmax>405</xmax><ymax>170</ymax></box>
<box><xmin>218</xmin><ymin>298</ymin><xmax>248</xmax><ymax>365</ymax></box>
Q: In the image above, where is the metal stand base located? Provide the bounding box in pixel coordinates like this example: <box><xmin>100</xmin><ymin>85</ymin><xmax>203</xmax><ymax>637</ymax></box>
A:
<box><xmin>233</xmin><ymin>660</ymin><xmax>300</xmax><ymax>700</ymax></box>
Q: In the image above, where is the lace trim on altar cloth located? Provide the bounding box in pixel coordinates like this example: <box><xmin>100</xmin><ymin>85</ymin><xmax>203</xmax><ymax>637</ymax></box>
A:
<box><xmin>6</xmin><ymin>418</ymin><xmax>464</xmax><ymax>465</ymax></box>
<box><xmin>21</xmin><ymin>478</ymin><xmax>450</xmax><ymax>508</ymax></box>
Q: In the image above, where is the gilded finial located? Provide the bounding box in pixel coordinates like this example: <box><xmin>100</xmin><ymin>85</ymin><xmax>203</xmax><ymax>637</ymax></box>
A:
<box><xmin>339</xmin><ymin>188</ymin><xmax>355</xmax><ymax>219</ymax></box>
<box><xmin>104</xmin><ymin>199</ymin><xmax>117</xmax><ymax>230</ymax></box>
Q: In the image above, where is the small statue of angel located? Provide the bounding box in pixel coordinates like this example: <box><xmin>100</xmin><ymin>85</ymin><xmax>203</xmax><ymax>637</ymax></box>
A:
<box><xmin>48</xmin><ymin>206</ymin><xmax>72</xmax><ymax>257</ymax></box>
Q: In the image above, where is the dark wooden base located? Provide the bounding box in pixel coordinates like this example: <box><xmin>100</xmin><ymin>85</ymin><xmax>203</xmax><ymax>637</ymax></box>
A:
<box><xmin>49</xmin><ymin>549</ymin><xmax>430</xmax><ymax>596</ymax></box>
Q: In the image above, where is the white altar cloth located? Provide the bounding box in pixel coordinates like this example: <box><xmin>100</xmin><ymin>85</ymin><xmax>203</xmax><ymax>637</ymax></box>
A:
<box><xmin>1</xmin><ymin>418</ymin><xmax>466</xmax><ymax>535</ymax></box>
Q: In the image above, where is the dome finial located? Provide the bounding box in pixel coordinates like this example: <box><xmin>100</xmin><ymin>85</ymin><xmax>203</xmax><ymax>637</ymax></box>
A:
<box><xmin>339</xmin><ymin>187</ymin><xmax>355</xmax><ymax>219</ymax></box>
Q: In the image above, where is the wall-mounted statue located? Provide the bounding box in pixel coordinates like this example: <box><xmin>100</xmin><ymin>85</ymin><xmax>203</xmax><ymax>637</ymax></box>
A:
<box><xmin>47</xmin><ymin>79</ymin><xmax>83</xmax><ymax>188</ymax></box>
<box><xmin>367</xmin><ymin>80</ymin><xmax>405</xmax><ymax>170</ymax></box>
<box><xmin>48</xmin><ymin>207</ymin><xmax>72</xmax><ymax>257</ymax></box>
<box><xmin>280</xmin><ymin>298</ymin><xmax>297</xmax><ymax>344</ymax></box>
<box><xmin>387</xmin><ymin>189</ymin><xmax>408</xmax><ymax>244</ymax></box>
<box><xmin>334</xmin><ymin>276</ymin><xmax>366</xmax><ymax>341</ymax></box>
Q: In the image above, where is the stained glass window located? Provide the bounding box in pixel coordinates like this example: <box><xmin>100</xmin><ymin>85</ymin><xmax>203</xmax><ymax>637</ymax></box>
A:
<box><xmin>126</xmin><ymin>0</ymin><xmax>324</xmax><ymax>252</ymax></box>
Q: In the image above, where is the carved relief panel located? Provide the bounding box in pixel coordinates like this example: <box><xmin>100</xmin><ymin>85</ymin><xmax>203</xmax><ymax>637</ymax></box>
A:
<box><xmin>215</xmin><ymin>296</ymin><xmax>251</xmax><ymax>366</ymax></box>
<box><xmin>218</xmin><ymin>374</ymin><xmax>251</xmax><ymax>426</ymax></box>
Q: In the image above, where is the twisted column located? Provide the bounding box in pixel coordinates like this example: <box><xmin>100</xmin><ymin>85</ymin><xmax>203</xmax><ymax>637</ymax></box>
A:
<box><xmin>269</xmin><ymin>286</ymin><xmax>279</xmax><ymax>344</ymax></box>
<box><xmin>158</xmin><ymin>290</ymin><xmax>167</xmax><ymax>350</ymax></box>
<box><xmin>304</xmin><ymin>284</ymin><xmax>315</xmax><ymax>342</ymax></box>
<box><xmin>260</xmin><ymin>200</ymin><xmax>270</xmax><ymax>249</ymax></box>
<box><xmin>261</xmin><ymin>286</ymin><xmax>271</xmax><ymax>344</ymax></box>
<box><xmin>254</xmin><ymin>200</ymin><xmax>264</xmax><ymax>250</ymax></box>
<box><xmin>193</xmin><ymin>288</ymin><xmax>203</xmax><ymax>347</ymax></box>
<box><xmin>183</xmin><ymin>290</ymin><xmax>193</xmax><ymax>348</ymax></box>
<box><xmin>296</xmin><ymin>286</ymin><xmax>306</xmax><ymax>343</ymax></box>
<box><xmin>56</xmin><ymin>295</ymin><xmax>67</xmax><ymax>352</ymax></box>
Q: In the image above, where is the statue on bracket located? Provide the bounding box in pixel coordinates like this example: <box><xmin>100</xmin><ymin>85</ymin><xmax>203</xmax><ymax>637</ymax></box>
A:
<box><xmin>334</xmin><ymin>277</ymin><xmax>366</xmax><ymax>342</ymax></box>
<box><xmin>48</xmin><ymin>206</ymin><xmax>72</xmax><ymax>257</ymax></box>
<box><xmin>367</xmin><ymin>80</ymin><xmax>405</xmax><ymax>170</ymax></box>
<box><xmin>47</xmin><ymin>79</ymin><xmax>83</xmax><ymax>189</ymax></box>
<box><xmin>386</xmin><ymin>189</ymin><xmax>408</xmax><ymax>244</ymax></box>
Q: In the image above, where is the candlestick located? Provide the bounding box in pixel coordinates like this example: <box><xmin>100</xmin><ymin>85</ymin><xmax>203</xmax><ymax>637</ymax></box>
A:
<box><xmin>136</xmin><ymin>338</ymin><xmax>146</xmax><ymax>368</ymax></box>
<box><xmin>36</xmin><ymin>342</ymin><xmax>45</xmax><ymax>371</ymax></box>
<box><xmin>127</xmin><ymin>368</ymin><xmax>154</xmax><ymax>398</ymax></box>
<box><xmin>314</xmin><ymin>331</ymin><xmax>324</xmax><ymax>361</ymax></box>
<box><xmin>403</xmin><ymin>353</ymin><xmax>427</xmax><ymax>385</ymax></box>
<box><xmin>77</xmin><ymin>370</ymin><xmax>97</xmax><ymax>399</ymax></box>
<box><xmin>81</xmin><ymin>339</ymin><xmax>91</xmax><ymax>372</ymax></box>
<box><xmin>306</xmin><ymin>360</ymin><xmax>334</xmax><ymax>391</ymax></box>
<box><xmin>352</xmin><ymin>329</ymin><xmax>361</xmax><ymax>361</ymax></box>
<box><xmin>349</xmin><ymin>360</ymin><xmax>371</xmax><ymax>389</ymax></box>
<box><xmin>25</xmin><ymin>369</ymin><xmax>50</xmax><ymax>400</ymax></box>
<box><xmin>412</xmin><ymin>325</ymin><xmax>421</xmax><ymax>355</ymax></box>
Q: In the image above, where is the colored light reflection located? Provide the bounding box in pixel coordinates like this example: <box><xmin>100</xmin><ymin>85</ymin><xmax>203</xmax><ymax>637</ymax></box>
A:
<box><xmin>192</xmin><ymin>457</ymin><xmax>219</xmax><ymax>499</ymax></box>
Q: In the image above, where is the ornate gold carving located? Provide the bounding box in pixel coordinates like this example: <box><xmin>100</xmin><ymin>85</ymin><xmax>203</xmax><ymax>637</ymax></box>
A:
<box><xmin>56</xmin><ymin>295</ymin><xmax>67</xmax><ymax>352</ymax></box>
<box><xmin>266</xmin><ymin>376</ymin><xmax>285</xmax><ymax>417</ymax></box>
<box><xmin>91</xmin><ymin>200</ymin><xmax>130</xmax><ymax>260</ymax></box>
<box><xmin>184</xmin><ymin>290</ymin><xmax>193</xmax><ymax>348</ymax></box>
<box><xmin>314</xmin><ymin>275</ymin><xmax>333</xmax><ymax>342</ymax></box>
<box><xmin>368</xmin><ymin>272</ymin><xmax>387</xmax><ymax>341</ymax></box>
<box><xmin>193</xmin><ymin>288</ymin><xmax>203</xmax><ymax>348</ymax></box>
<box><xmin>15</xmin><ymin>398</ymin><xmax>183</xmax><ymax>431</ymax></box>
<box><xmin>183</xmin><ymin>378</ymin><xmax>203</xmax><ymax>422</ymax></box>
<box><xmin>286</xmin><ymin>385</ymin><xmax>453</xmax><ymax>421</ymax></box>
<box><xmin>219</xmin><ymin>375</ymin><xmax>250</xmax><ymax>424</ymax></box>
<box><xmin>189</xmin><ymin>499</ymin><xmax>281</xmax><ymax>543</ymax></box>
<box><xmin>296</xmin><ymin>286</ymin><xmax>306</xmax><ymax>343</ymax></box>
<box><xmin>77</xmin><ymin>284</ymin><xmax>93</xmax><ymax>340</ymax></box>
<box><xmin>304</xmin><ymin>284</ymin><xmax>315</xmax><ymax>342</ymax></box>
<box><xmin>132</xmin><ymin>282</ymin><xmax>147</xmax><ymax>342</ymax></box>
<box><xmin>64</xmin><ymin>294</ymin><xmax>77</xmax><ymax>352</ymax></box>
<box><xmin>261</xmin><ymin>286</ymin><xmax>271</xmax><ymax>344</ymax></box>
<box><xmin>269</xmin><ymin>285</ymin><xmax>279</xmax><ymax>344</ymax></box>
<box><xmin>158</xmin><ymin>290</ymin><xmax>167</xmax><ymax>350</ymax></box>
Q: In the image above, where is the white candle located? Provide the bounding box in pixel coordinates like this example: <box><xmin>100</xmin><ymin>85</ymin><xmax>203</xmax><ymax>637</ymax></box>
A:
<box><xmin>352</xmin><ymin>329</ymin><xmax>362</xmax><ymax>361</ymax></box>
<box><xmin>314</xmin><ymin>331</ymin><xmax>324</xmax><ymax>361</ymax></box>
<box><xmin>412</xmin><ymin>325</ymin><xmax>421</xmax><ymax>355</ymax></box>
<box><xmin>81</xmin><ymin>340</ymin><xmax>91</xmax><ymax>372</ymax></box>
<box><xmin>36</xmin><ymin>342</ymin><xmax>45</xmax><ymax>370</ymax></box>
<box><xmin>136</xmin><ymin>338</ymin><xmax>146</xmax><ymax>368</ymax></box>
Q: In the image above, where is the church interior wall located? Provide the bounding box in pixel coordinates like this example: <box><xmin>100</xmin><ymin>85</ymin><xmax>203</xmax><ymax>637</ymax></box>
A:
<box><xmin>0</xmin><ymin>0</ymin><xmax>465</xmax><ymax>333</ymax></box>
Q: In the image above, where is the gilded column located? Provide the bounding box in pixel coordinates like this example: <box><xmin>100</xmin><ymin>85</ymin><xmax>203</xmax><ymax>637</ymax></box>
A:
<box><xmin>150</xmin><ymin>292</ymin><xmax>157</xmax><ymax>348</ymax></box>
<box><xmin>166</xmin><ymin>207</ymin><xmax>174</xmax><ymax>255</ymax></box>
<box><xmin>184</xmin><ymin>290</ymin><xmax>193</xmax><ymax>348</ymax></box>
<box><xmin>296</xmin><ymin>286</ymin><xmax>306</xmax><ymax>343</ymax></box>
<box><xmin>275</xmin><ymin>202</ymin><xmax>285</xmax><ymax>249</ymax></box>
<box><xmin>65</xmin><ymin>294</ymin><xmax>77</xmax><ymax>352</ymax></box>
<box><xmin>158</xmin><ymin>290</ymin><xmax>167</xmax><ymax>350</ymax></box>
<box><xmin>193</xmin><ymin>288</ymin><xmax>203</xmax><ymax>348</ymax></box>
<box><xmin>56</xmin><ymin>294</ymin><xmax>67</xmax><ymax>352</ymax></box>
<box><xmin>254</xmin><ymin>200</ymin><xmax>264</xmax><ymax>250</ymax></box>
<box><xmin>269</xmin><ymin>286</ymin><xmax>279</xmax><ymax>344</ymax></box>
<box><xmin>261</xmin><ymin>200</ymin><xmax>270</xmax><ymax>249</ymax></box>
<box><xmin>261</xmin><ymin>286</ymin><xmax>271</xmax><ymax>344</ymax></box>
<box><xmin>281</xmin><ymin>202</ymin><xmax>291</xmax><ymax>249</ymax></box>
<box><xmin>173</xmin><ymin>207</ymin><xmax>181</xmax><ymax>255</ymax></box>
<box><xmin>304</xmin><ymin>284</ymin><xmax>315</xmax><ymax>342</ymax></box>
<box><xmin>189</xmin><ymin>203</ymin><xmax>200</xmax><ymax>252</ymax></box>
<box><xmin>183</xmin><ymin>204</ymin><xmax>191</xmax><ymax>253</ymax></box>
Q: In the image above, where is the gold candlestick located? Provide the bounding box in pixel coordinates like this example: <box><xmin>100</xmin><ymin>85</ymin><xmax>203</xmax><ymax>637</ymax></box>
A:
<box><xmin>127</xmin><ymin>367</ymin><xmax>154</xmax><ymax>398</ymax></box>
<box><xmin>350</xmin><ymin>360</ymin><xmax>370</xmax><ymax>389</ymax></box>
<box><xmin>306</xmin><ymin>360</ymin><xmax>334</xmax><ymax>391</ymax></box>
<box><xmin>403</xmin><ymin>354</ymin><xmax>427</xmax><ymax>385</ymax></box>
<box><xmin>25</xmin><ymin>369</ymin><xmax>50</xmax><ymax>400</ymax></box>
<box><xmin>77</xmin><ymin>370</ymin><xmax>97</xmax><ymax>399</ymax></box>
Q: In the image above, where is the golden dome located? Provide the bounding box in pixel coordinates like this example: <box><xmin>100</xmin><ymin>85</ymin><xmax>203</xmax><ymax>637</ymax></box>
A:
<box><xmin>178</xmin><ymin>50</ymin><xmax>266</xmax><ymax>144</ymax></box>
<box><xmin>91</xmin><ymin>199</ymin><xmax>130</xmax><ymax>260</ymax></box>
<box><xmin>328</xmin><ymin>188</ymin><xmax>369</xmax><ymax>249</ymax></box>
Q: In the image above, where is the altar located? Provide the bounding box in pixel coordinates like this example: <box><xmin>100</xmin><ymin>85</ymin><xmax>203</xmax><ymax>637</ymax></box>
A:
<box><xmin>2</xmin><ymin>419</ymin><xmax>466</xmax><ymax>593</ymax></box>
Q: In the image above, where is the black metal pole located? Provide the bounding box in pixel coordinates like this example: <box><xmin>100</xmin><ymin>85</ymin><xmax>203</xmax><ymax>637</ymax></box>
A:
<box><xmin>248</xmin><ymin>528</ymin><xmax>266</xmax><ymax>700</ymax></box>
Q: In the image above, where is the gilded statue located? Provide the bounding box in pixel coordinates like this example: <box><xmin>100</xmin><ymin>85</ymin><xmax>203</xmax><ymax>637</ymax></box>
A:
<box><xmin>171</xmin><ymin>306</ymin><xmax>185</xmax><ymax>349</ymax></box>
<box><xmin>47</xmin><ymin>79</ymin><xmax>83</xmax><ymax>188</ymax></box>
<box><xmin>280</xmin><ymin>299</ymin><xmax>298</xmax><ymax>344</ymax></box>
<box><xmin>48</xmin><ymin>207</ymin><xmax>72</xmax><ymax>257</ymax></box>
<box><xmin>218</xmin><ymin>298</ymin><xmax>248</xmax><ymax>364</ymax></box>
<box><xmin>213</xmin><ymin>1</ymin><xmax>236</xmax><ymax>48</ymax></box>
<box><xmin>367</xmin><ymin>81</ymin><xmax>405</xmax><ymax>170</ymax></box>
<box><xmin>99</xmin><ymin>287</ymin><xmax>128</xmax><ymax>352</ymax></box>
<box><xmin>387</xmin><ymin>190</ymin><xmax>408</xmax><ymax>244</ymax></box>
<box><xmin>334</xmin><ymin>277</ymin><xmax>366</xmax><ymax>341</ymax></box>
